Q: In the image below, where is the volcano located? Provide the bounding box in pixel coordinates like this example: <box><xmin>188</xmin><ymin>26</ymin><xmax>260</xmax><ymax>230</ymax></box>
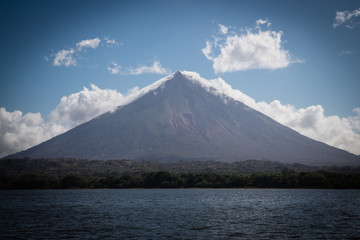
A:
<box><xmin>7</xmin><ymin>71</ymin><xmax>360</xmax><ymax>166</ymax></box>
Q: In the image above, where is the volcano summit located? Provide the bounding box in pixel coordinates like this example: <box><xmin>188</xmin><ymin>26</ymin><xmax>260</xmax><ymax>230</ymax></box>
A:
<box><xmin>7</xmin><ymin>71</ymin><xmax>360</xmax><ymax>166</ymax></box>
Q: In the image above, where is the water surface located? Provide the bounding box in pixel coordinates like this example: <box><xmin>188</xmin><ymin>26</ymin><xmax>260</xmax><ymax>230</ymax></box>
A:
<box><xmin>1</xmin><ymin>189</ymin><xmax>360</xmax><ymax>239</ymax></box>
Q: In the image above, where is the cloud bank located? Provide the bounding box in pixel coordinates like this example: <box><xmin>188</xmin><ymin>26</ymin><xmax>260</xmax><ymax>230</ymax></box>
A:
<box><xmin>49</xmin><ymin>84</ymin><xmax>125</xmax><ymax>128</ymax></box>
<box><xmin>1</xmin><ymin>72</ymin><xmax>359</xmax><ymax>157</ymax></box>
<box><xmin>182</xmin><ymin>71</ymin><xmax>360</xmax><ymax>155</ymax></box>
<box><xmin>0</xmin><ymin>84</ymin><xmax>128</xmax><ymax>157</ymax></box>
<box><xmin>202</xmin><ymin>20</ymin><xmax>302</xmax><ymax>73</ymax></box>
<box><xmin>0</xmin><ymin>108</ymin><xmax>66</xmax><ymax>157</ymax></box>
<box><xmin>0</xmin><ymin>73</ymin><xmax>174</xmax><ymax>157</ymax></box>
<box><xmin>334</xmin><ymin>8</ymin><xmax>360</xmax><ymax>28</ymax></box>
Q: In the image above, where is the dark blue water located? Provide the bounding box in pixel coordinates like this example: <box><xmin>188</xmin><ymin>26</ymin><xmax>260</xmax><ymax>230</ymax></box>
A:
<box><xmin>1</xmin><ymin>189</ymin><xmax>360</xmax><ymax>239</ymax></box>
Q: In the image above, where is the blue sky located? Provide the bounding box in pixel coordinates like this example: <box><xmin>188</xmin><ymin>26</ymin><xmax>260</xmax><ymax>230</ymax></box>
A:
<box><xmin>1</xmin><ymin>0</ymin><xmax>360</xmax><ymax>157</ymax></box>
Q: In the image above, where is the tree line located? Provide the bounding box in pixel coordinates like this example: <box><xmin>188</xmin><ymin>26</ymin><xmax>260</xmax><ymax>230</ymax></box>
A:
<box><xmin>1</xmin><ymin>170</ymin><xmax>360</xmax><ymax>189</ymax></box>
<box><xmin>2</xmin><ymin>158</ymin><xmax>359</xmax><ymax>178</ymax></box>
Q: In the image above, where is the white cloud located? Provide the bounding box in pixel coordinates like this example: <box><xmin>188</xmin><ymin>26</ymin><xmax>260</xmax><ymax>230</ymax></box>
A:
<box><xmin>218</xmin><ymin>24</ymin><xmax>228</xmax><ymax>34</ymax></box>
<box><xmin>49</xmin><ymin>84</ymin><xmax>125</xmax><ymax>127</ymax></box>
<box><xmin>213</xmin><ymin>31</ymin><xmax>291</xmax><ymax>72</ymax></box>
<box><xmin>0</xmin><ymin>84</ymin><xmax>135</xmax><ymax>157</ymax></box>
<box><xmin>202</xmin><ymin>41</ymin><xmax>214</xmax><ymax>60</ymax></box>
<box><xmin>181</xmin><ymin>71</ymin><xmax>360</xmax><ymax>155</ymax></box>
<box><xmin>0</xmin><ymin>74</ymin><xmax>176</xmax><ymax>157</ymax></box>
<box><xmin>256</xmin><ymin>18</ymin><xmax>271</xmax><ymax>28</ymax></box>
<box><xmin>334</xmin><ymin>8</ymin><xmax>360</xmax><ymax>28</ymax></box>
<box><xmin>53</xmin><ymin>49</ymin><xmax>76</xmax><ymax>66</ymax></box>
<box><xmin>52</xmin><ymin>37</ymin><xmax>121</xmax><ymax>67</ymax></box>
<box><xmin>0</xmin><ymin>72</ymin><xmax>175</xmax><ymax>156</ymax></box>
<box><xmin>76</xmin><ymin>37</ymin><xmax>101</xmax><ymax>50</ymax></box>
<box><xmin>107</xmin><ymin>62</ymin><xmax>122</xmax><ymax>74</ymax></box>
<box><xmin>202</xmin><ymin>20</ymin><xmax>302</xmax><ymax>73</ymax></box>
<box><xmin>127</xmin><ymin>60</ymin><xmax>170</xmax><ymax>75</ymax></box>
<box><xmin>0</xmin><ymin>108</ymin><xmax>66</xmax><ymax>158</ymax></box>
<box><xmin>53</xmin><ymin>38</ymin><xmax>101</xmax><ymax>67</ymax></box>
<box><xmin>1</xmin><ymin>84</ymin><xmax>125</xmax><ymax>156</ymax></box>
<box><xmin>254</xmin><ymin>102</ymin><xmax>360</xmax><ymax>155</ymax></box>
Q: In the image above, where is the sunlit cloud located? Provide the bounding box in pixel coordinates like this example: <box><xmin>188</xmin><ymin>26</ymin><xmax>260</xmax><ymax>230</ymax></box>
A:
<box><xmin>202</xmin><ymin>20</ymin><xmax>303</xmax><ymax>73</ymax></box>
<box><xmin>49</xmin><ymin>84</ymin><xmax>125</xmax><ymax>127</ymax></box>
<box><xmin>76</xmin><ymin>37</ymin><xmax>101</xmax><ymax>50</ymax></box>
<box><xmin>0</xmin><ymin>108</ymin><xmax>66</xmax><ymax>158</ymax></box>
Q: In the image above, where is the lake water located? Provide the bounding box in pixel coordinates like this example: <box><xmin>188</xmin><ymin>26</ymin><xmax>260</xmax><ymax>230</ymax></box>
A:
<box><xmin>1</xmin><ymin>189</ymin><xmax>360</xmax><ymax>239</ymax></box>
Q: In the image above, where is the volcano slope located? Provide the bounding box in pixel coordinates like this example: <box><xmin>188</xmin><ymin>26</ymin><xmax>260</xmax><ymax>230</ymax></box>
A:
<box><xmin>6</xmin><ymin>71</ymin><xmax>360</xmax><ymax>166</ymax></box>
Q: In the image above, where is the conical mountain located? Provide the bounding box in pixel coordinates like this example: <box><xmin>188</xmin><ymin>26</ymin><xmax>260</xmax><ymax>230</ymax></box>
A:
<box><xmin>7</xmin><ymin>71</ymin><xmax>360</xmax><ymax>166</ymax></box>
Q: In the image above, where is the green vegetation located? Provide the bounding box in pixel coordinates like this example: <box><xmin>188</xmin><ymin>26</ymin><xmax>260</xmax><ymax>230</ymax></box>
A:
<box><xmin>2</xmin><ymin>158</ymin><xmax>359</xmax><ymax>177</ymax></box>
<box><xmin>1</xmin><ymin>158</ymin><xmax>359</xmax><ymax>189</ymax></box>
<box><xmin>1</xmin><ymin>170</ymin><xmax>360</xmax><ymax>189</ymax></box>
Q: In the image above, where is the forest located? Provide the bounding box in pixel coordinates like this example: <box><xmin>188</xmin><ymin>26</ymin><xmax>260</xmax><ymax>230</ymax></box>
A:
<box><xmin>1</xmin><ymin>158</ymin><xmax>360</xmax><ymax>189</ymax></box>
<box><xmin>1</xmin><ymin>170</ymin><xmax>360</xmax><ymax>190</ymax></box>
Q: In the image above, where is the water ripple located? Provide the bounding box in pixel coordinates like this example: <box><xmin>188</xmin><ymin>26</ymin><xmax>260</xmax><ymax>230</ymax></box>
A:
<box><xmin>1</xmin><ymin>189</ymin><xmax>360</xmax><ymax>239</ymax></box>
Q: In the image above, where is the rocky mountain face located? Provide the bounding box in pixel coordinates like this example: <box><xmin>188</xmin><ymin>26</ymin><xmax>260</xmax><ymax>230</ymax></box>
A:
<box><xmin>6</xmin><ymin>71</ymin><xmax>360</xmax><ymax>166</ymax></box>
